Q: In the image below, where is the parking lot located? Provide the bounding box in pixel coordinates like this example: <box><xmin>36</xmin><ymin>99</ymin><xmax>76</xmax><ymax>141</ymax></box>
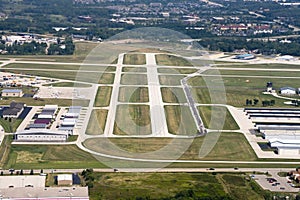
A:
<box><xmin>253</xmin><ymin>173</ymin><xmax>299</xmax><ymax>192</ymax></box>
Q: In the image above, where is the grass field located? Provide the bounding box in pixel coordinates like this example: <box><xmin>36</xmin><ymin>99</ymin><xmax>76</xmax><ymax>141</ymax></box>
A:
<box><xmin>189</xmin><ymin>76</ymin><xmax>290</xmax><ymax>107</ymax></box>
<box><xmin>159</xmin><ymin>75</ymin><xmax>185</xmax><ymax>86</ymax></box>
<box><xmin>4</xmin><ymin>63</ymin><xmax>81</xmax><ymax>71</ymax></box>
<box><xmin>164</xmin><ymin>105</ymin><xmax>198</xmax><ymax>135</ymax></box>
<box><xmin>161</xmin><ymin>87</ymin><xmax>187</xmax><ymax>103</ymax></box>
<box><xmin>86</xmin><ymin>109</ymin><xmax>108</xmax><ymax>135</ymax></box>
<box><xmin>206</xmin><ymin>69</ymin><xmax>300</xmax><ymax>77</ymax></box>
<box><xmin>158</xmin><ymin>68</ymin><xmax>198</xmax><ymax>74</ymax></box>
<box><xmin>0</xmin><ymin>118</ymin><xmax>23</xmax><ymax>133</ymax></box>
<box><xmin>88</xmin><ymin>132</ymin><xmax>255</xmax><ymax>161</ymax></box>
<box><xmin>113</xmin><ymin>105</ymin><xmax>151</xmax><ymax>135</ymax></box>
<box><xmin>94</xmin><ymin>87</ymin><xmax>112</xmax><ymax>107</ymax></box>
<box><xmin>155</xmin><ymin>54</ymin><xmax>193</xmax><ymax>66</ymax></box>
<box><xmin>98</xmin><ymin>73</ymin><xmax>115</xmax><ymax>84</ymax></box>
<box><xmin>43</xmin><ymin>82</ymin><xmax>91</xmax><ymax>87</ymax></box>
<box><xmin>118</xmin><ymin>87</ymin><xmax>149</xmax><ymax>102</ymax></box>
<box><xmin>122</xmin><ymin>66</ymin><xmax>147</xmax><ymax>73</ymax></box>
<box><xmin>87</xmin><ymin>171</ymin><xmax>283</xmax><ymax>200</ymax></box>
<box><xmin>123</xmin><ymin>54</ymin><xmax>146</xmax><ymax>65</ymax></box>
<box><xmin>216</xmin><ymin>63</ymin><xmax>300</xmax><ymax>69</ymax></box>
<box><xmin>120</xmin><ymin>74</ymin><xmax>148</xmax><ymax>85</ymax></box>
<box><xmin>3</xmin><ymin>144</ymin><xmax>106</xmax><ymax>169</ymax></box>
<box><xmin>198</xmin><ymin>106</ymin><xmax>239</xmax><ymax>130</ymax></box>
<box><xmin>0</xmin><ymin>97</ymin><xmax>89</xmax><ymax>107</ymax></box>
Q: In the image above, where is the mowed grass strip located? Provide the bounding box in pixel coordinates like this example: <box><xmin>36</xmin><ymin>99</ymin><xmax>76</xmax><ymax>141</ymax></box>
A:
<box><xmin>122</xmin><ymin>66</ymin><xmax>147</xmax><ymax>73</ymax></box>
<box><xmin>113</xmin><ymin>105</ymin><xmax>151</xmax><ymax>135</ymax></box>
<box><xmin>43</xmin><ymin>82</ymin><xmax>91</xmax><ymax>87</ymax></box>
<box><xmin>205</xmin><ymin>69</ymin><xmax>300</xmax><ymax>77</ymax></box>
<box><xmin>198</xmin><ymin>106</ymin><xmax>239</xmax><ymax>130</ymax></box>
<box><xmin>161</xmin><ymin>87</ymin><xmax>187</xmax><ymax>103</ymax></box>
<box><xmin>164</xmin><ymin>105</ymin><xmax>197</xmax><ymax>135</ymax></box>
<box><xmin>155</xmin><ymin>54</ymin><xmax>193</xmax><ymax>66</ymax></box>
<box><xmin>216</xmin><ymin>63</ymin><xmax>300</xmax><ymax>69</ymax></box>
<box><xmin>94</xmin><ymin>86</ymin><xmax>112</xmax><ymax>107</ymax></box>
<box><xmin>159</xmin><ymin>75</ymin><xmax>185</xmax><ymax>86</ymax></box>
<box><xmin>118</xmin><ymin>87</ymin><xmax>149</xmax><ymax>102</ymax></box>
<box><xmin>123</xmin><ymin>54</ymin><xmax>146</xmax><ymax>65</ymax></box>
<box><xmin>158</xmin><ymin>68</ymin><xmax>197</xmax><ymax>74</ymax></box>
<box><xmin>4</xmin><ymin>63</ymin><xmax>81</xmax><ymax>70</ymax></box>
<box><xmin>121</xmin><ymin>74</ymin><xmax>148</xmax><ymax>85</ymax></box>
<box><xmin>0</xmin><ymin>98</ymin><xmax>89</xmax><ymax>107</ymax></box>
<box><xmin>86</xmin><ymin>109</ymin><xmax>108</xmax><ymax>135</ymax></box>
<box><xmin>3</xmin><ymin>145</ymin><xmax>106</xmax><ymax>169</ymax></box>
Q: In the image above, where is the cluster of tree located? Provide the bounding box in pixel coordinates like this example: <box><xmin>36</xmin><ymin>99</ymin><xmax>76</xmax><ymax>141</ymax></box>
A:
<box><xmin>47</xmin><ymin>37</ymin><xmax>75</xmax><ymax>55</ymax></box>
<box><xmin>0</xmin><ymin>41</ymin><xmax>47</xmax><ymax>55</ymax></box>
<box><xmin>246</xmin><ymin>99</ymin><xmax>275</xmax><ymax>106</ymax></box>
<box><xmin>0</xmin><ymin>169</ymin><xmax>43</xmax><ymax>175</ymax></box>
<box><xmin>199</xmin><ymin>38</ymin><xmax>300</xmax><ymax>56</ymax></box>
<box><xmin>81</xmin><ymin>168</ymin><xmax>95</xmax><ymax>188</ymax></box>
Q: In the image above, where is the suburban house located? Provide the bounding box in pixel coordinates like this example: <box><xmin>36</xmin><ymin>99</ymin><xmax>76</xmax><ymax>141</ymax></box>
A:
<box><xmin>2</xmin><ymin>102</ymin><xmax>25</xmax><ymax>118</ymax></box>
<box><xmin>1</xmin><ymin>89</ymin><xmax>23</xmax><ymax>97</ymax></box>
<box><xmin>280</xmin><ymin>87</ymin><xmax>296</xmax><ymax>95</ymax></box>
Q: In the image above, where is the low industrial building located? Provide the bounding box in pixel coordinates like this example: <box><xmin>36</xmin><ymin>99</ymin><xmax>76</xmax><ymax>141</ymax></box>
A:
<box><xmin>1</xmin><ymin>89</ymin><xmax>23</xmax><ymax>97</ymax></box>
<box><xmin>269</xmin><ymin>138</ymin><xmax>300</xmax><ymax>155</ymax></box>
<box><xmin>14</xmin><ymin>130</ymin><xmax>69</xmax><ymax>142</ymax></box>
<box><xmin>0</xmin><ymin>175</ymin><xmax>46</xmax><ymax>189</ymax></box>
<box><xmin>234</xmin><ymin>53</ymin><xmax>255</xmax><ymax>60</ymax></box>
<box><xmin>2</xmin><ymin>102</ymin><xmax>25</xmax><ymax>118</ymax></box>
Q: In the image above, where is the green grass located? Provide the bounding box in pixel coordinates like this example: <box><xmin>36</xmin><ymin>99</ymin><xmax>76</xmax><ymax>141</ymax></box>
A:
<box><xmin>216</xmin><ymin>63</ymin><xmax>300</xmax><ymax>69</ymax></box>
<box><xmin>89</xmin><ymin>172</ymin><xmax>230</xmax><ymax>200</ymax></box>
<box><xmin>188</xmin><ymin>76</ymin><xmax>292</xmax><ymax>107</ymax></box>
<box><xmin>0</xmin><ymin>98</ymin><xmax>89</xmax><ymax>107</ymax></box>
<box><xmin>0</xmin><ymin>118</ymin><xmax>23</xmax><ymax>133</ymax></box>
<box><xmin>164</xmin><ymin>105</ymin><xmax>198</xmax><ymax>135</ymax></box>
<box><xmin>159</xmin><ymin>75</ymin><xmax>185</xmax><ymax>86</ymax></box>
<box><xmin>123</xmin><ymin>54</ymin><xmax>146</xmax><ymax>65</ymax></box>
<box><xmin>1</xmin><ymin>69</ymin><xmax>114</xmax><ymax>84</ymax></box>
<box><xmin>155</xmin><ymin>54</ymin><xmax>193</xmax><ymax>66</ymax></box>
<box><xmin>158</xmin><ymin>68</ymin><xmax>198</xmax><ymax>74</ymax></box>
<box><xmin>118</xmin><ymin>87</ymin><xmax>149</xmax><ymax>102</ymax></box>
<box><xmin>94</xmin><ymin>87</ymin><xmax>112</xmax><ymax>107</ymax></box>
<box><xmin>198</xmin><ymin>106</ymin><xmax>239</xmax><ymax>130</ymax></box>
<box><xmin>4</xmin><ymin>63</ymin><xmax>81</xmax><ymax>70</ymax></box>
<box><xmin>3</xmin><ymin>145</ymin><xmax>106</xmax><ymax>169</ymax></box>
<box><xmin>86</xmin><ymin>132</ymin><xmax>256</xmax><ymax>161</ymax></box>
<box><xmin>86</xmin><ymin>109</ymin><xmax>108</xmax><ymax>135</ymax></box>
<box><xmin>122</xmin><ymin>66</ymin><xmax>147</xmax><ymax>73</ymax></box>
<box><xmin>161</xmin><ymin>87</ymin><xmax>187</xmax><ymax>103</ymax></box>
<box><xmin>113</xmin><ymin>105</ymin><xmax>151</xmax><ymax>135</ymax></box>
<box><xmin>120</xmin><ymin>74</ymin><xmax>148</xmax><ymax>85</ymax></box>
<box><xmin>43</xmin><ymin>82</ymin><xmax>91</xmax><ymax>87</ymax></box>
<box><xmin>206</xmin><ymin>69</ymin><xmax>300</xmax><ymax>77</ymax></box>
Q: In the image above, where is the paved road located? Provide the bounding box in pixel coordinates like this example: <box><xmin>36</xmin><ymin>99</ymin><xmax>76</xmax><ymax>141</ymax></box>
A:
<box><xmin>146</xmin><ymin>53</ymin><xmax>169</xmax><ymax>136</ymax></box>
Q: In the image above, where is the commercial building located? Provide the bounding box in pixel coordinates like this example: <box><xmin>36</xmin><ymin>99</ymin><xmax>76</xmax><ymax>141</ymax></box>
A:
<box><xmin>0</xmin><ymin>175</ymin><xmax>45</xmax><ymax>189</ymax></box>
<box><xmin>14</xmin><ymin>130</ymin><xmax>69</xmax><ymax>142</ymax></box>
<box><xmin>2</xmin><ymin>102</ymin><xmax>25</xmax><ymax>118</ymax></box>
<box><xmin>269</xmin><ymin>138</ymin><xmax>300</xmax><ymax>156</ymax></box>
<box><xmin>1</xmin><ymin>89</ymin><xmax>23</xmax><ymax>97</ymax></box>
